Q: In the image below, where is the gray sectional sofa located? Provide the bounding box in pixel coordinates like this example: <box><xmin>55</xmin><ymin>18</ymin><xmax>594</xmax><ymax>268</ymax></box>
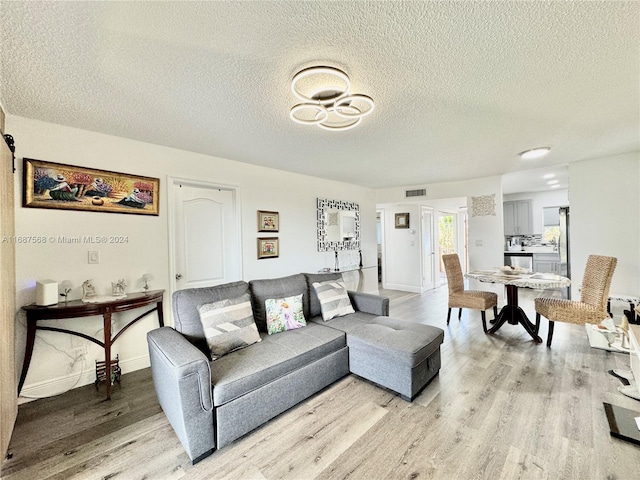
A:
<box><xmin>147</xmin><ymin>272</ymin><xmax>444</xmax><ymax>464</ymax></box>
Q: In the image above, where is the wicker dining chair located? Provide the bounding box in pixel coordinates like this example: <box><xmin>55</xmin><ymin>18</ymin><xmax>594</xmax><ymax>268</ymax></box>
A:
<box><xmin>442</xmin><ymin>253</ymin><xmax>498</xmax><ymax>333</ymax></box>
<box><xmin>535</xmin><ymin>254</ymin><xmax>617</xmax><ymax>347</ymax></box>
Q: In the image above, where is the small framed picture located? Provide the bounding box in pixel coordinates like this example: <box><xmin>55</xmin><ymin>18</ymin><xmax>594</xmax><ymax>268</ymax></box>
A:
<box><xmin>258</xmin><ymin>210</ymin><xmax>279</xmax><ymax>232</ymax></box>
<box><xmin>257</xmin><ymin>237</ymin><xmax>279</xmax><ymax>259</ymax></box>
<box><xmin>395</xmin><ymin>212</ymin><xmax>410</xmax><ymax>229</ymax></box>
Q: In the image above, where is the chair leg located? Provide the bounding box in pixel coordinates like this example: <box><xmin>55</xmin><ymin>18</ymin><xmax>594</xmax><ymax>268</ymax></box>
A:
<box><xmin>493</xmin><ymin>305</ymin><xmax>498</xmax><ymax>321</ymax></box>
<box><xmin>458</xmin><ymin>308</ymin><xmax>462</xmax><ymax>320</ymax></box>
<box><xmin>547</xmin><ymin>321</ymin><xmax>555</xmax><ymax>347</ymax></box>
<box><xmin>447</xmin><ymin>308</ymin><xmax>452</xmax><ymax>325</ymax></box>
<box><xmin>481</xmin><ymin>310</ymin><xmax>488</xmax><ymax>333</ymax></box>
<box><xmin>535</xmin><ymin>312</ymin><xmax>541</xmax><ymax>334</ymax></box>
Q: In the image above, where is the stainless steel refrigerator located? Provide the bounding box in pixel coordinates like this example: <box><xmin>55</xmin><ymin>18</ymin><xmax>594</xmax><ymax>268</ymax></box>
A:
<box><xmin>559</xmin><ymin>207</ymin><xmax>571</xmax><ymax>298</ymax></box>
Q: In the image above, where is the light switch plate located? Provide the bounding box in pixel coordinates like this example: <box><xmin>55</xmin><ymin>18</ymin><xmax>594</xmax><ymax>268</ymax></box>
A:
<box><xmin>88</xmin><ymin>251</ymin><xmax>100</xmax><ymax>264</ymax></box>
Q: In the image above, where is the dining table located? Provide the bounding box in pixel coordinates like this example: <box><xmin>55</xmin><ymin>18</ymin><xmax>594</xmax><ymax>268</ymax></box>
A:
<box><xmin>466</xmin><ymin>269</ymin><xmax>571</xmax><ymax>343</ymax></box>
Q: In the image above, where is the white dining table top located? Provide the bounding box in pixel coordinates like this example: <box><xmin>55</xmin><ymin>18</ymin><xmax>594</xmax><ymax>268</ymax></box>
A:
<box><xmin>466</xmin><ymin>270</ymin><xmax>571</xmax><ymax>290</ymax></box>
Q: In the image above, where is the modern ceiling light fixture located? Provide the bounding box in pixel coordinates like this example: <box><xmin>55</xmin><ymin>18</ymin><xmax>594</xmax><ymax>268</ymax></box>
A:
<box><xmin>289</xmin><ymin>66</ymin><xmax>374</xmax><ymax>131</ymax></box>
<box><xmin>519</xmin><ymin>147</ymin><xmax>551</xmax><ymax>160</ymax></box>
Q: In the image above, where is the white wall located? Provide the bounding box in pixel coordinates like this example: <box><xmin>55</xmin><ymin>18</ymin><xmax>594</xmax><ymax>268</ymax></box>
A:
<box><xmin>376</xmin><ymin>176</ymin><xmax>504</xmax><ymax>295</ymax></box>
<box><xmin>9</xmin><ymin>116</ymin><xmax>377</xmax><ymax>398</ymax></box>
<box><xmin>569</xmin><ymin>151</ymin><xmax>640</xmax><ymax>300</ymax></box>
<box><xmin>378</xmin><ymin>204</ymin><xmax>422</xmax><ymax>292</ymax></box>
<box><xmin>504</xmin><ymin>189</ymin><xmax>569</xmax><ymax>234</ymax></box>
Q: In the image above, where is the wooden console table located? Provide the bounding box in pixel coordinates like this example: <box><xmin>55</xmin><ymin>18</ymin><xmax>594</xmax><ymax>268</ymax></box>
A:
<box><xmin>20</xmin><ymin>289</ymin><xmax>164</xmax><ymax>400</ymax></box>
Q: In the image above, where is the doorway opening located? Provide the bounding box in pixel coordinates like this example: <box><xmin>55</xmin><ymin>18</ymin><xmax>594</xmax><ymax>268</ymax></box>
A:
<box><xmin>376</xmin><ymin>210</ymin><xmax>385</xmax><ymax>286</ymax></box>
<box><xmin>438</xmin><ymin>212</ymin><xmax>457</xmax><ymax>280</ymax></box>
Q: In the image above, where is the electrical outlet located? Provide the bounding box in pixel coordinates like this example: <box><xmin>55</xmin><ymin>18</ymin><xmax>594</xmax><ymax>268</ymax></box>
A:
<box><xmin>88</xmin><ymin>251</ymin><xmax>100</xmax><ymax>264</ymax></box>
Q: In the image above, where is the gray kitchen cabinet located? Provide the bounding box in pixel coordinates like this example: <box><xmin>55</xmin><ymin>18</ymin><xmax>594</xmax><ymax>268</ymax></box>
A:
<box><xmin>504</xmin><ymin>200</ymin><xmax>533</xmax><ymax>235</ymax></box>
<box><xmin>533</xmin><ymin>252</ymin><xmax>562</xmax><ymax>274</ymax></box>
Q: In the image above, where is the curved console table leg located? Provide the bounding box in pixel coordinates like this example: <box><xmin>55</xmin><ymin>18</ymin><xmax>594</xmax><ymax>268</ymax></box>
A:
<box><xmin>19</xmin><ymin>290</ymin><xmax>164</xmax><ymax>399</ymax></box>
<box><xmin>18</xmin><ymin>319</ymin><xmax>37</xmax><ymax>394</ymax></box>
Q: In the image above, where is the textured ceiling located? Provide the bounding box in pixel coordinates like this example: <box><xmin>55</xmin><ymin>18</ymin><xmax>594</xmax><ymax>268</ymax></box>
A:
<box><xmin>1</xmin><ymin>1</ymin><xmax>638</xmax><ymax>190</ymax></box>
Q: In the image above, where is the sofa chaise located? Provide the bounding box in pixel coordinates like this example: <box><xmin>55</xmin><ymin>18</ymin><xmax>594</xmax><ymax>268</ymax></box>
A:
<box><xmin>147</xmin><ymin>272</ymin><xmax>444</xmax><ymax>463</ymax></box>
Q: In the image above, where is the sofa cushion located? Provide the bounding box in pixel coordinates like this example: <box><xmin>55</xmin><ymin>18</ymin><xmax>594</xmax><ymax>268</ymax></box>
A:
<box><xmin>209</xmin><ymin>322</ymin><xmax>346</xmax><ymax>406</ymax></box>
<box><xmin>172</xmin><ymin>281</ymin><xmax>250</xmax><ymax>358</ymax></box>
<box><xmin>349</xmin><ymin>317</ymin><xmax>444</xmax><ymax>367</ymax></box>
<box><xmin>312</xmin><ymin>279</ymin><xmax>355</xmax><ymax>320</ymax></box>
<box><xmin>309</xmin><ymin>310</ymin><xmax>381</xmax><ymax>333</ymax></box>
<box><xmin>198</xmin><ymin>293</ymin><xmax>262</xmax><ymax>359</ymax></box>
<box><xmin>304</xmin><ymin>272</ymin><xmax>343</xmax><ymax>317</ymax></box>
<box><xmin>250</xmin><ymin>274</ymin><xmax>308</xmax><ymax>332</ymax></box>
<box><xmin>265</xmin><ymin>293</ymin><xmax>306</xmax><ymax>335</ymax></box>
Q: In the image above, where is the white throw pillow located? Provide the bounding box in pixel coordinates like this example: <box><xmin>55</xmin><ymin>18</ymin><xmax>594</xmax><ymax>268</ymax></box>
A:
<box><xmin>198</xmin><ymin>293</ymin><xmax>261</xmax><ymax>359</ymax></box>
<box><xmin>312</xmin><ymin>279</ymin><xmax>355</xmax><ymax>321</ymax></box>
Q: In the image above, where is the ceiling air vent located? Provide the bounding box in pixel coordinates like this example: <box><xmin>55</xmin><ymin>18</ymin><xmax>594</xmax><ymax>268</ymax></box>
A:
<box><xmin>405</xmin><ymin>188</ymin><xmax>426</xmax><ymax>198</ymax></box>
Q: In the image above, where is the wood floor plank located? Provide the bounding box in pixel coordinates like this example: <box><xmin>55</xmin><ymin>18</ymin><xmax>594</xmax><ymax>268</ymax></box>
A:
<box><xmin>188</xmin><ymin>376</ymin><xmax>393</xmax><ymax>480</ymax></box>
<box><xmin>3</xmin><ymin>285</ymin><xmax>640</xmax><ymax>479</ymax></box>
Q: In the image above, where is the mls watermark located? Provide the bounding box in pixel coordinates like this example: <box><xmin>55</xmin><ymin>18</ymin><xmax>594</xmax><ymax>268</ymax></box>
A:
<box><xmin>1</xmin><ymin>235</ymin><xmax>129</xmax><ymax>244</ymax></box>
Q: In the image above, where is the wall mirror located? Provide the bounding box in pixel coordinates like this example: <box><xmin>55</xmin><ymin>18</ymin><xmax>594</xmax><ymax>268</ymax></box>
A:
<box><xmin>317</xmin><ymin>198</ymin><xmax>360</xmax><ymax>251</ymax></box>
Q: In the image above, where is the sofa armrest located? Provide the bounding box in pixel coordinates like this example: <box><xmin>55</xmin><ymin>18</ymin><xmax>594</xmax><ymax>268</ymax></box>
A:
<box><xmin>347</xmin><ymin>291</ymin><xmax>389</xmax><ymax>316</ymax></box>
<box><xmin>147</xmin><ymin>327</ymin><xmax>215</xmax><ymax>463</ymax></box>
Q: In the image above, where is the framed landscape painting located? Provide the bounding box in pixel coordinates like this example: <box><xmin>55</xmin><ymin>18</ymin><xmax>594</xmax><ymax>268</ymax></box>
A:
<box><xmin>23</xmin><ymin>158</ymin><xmax>160</xmax><ymax>216</ymax></box>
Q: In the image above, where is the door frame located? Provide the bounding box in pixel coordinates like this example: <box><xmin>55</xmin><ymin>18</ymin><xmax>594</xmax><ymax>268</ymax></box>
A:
<box><xmin>376</xmin><ymin>209</ymin><xmax>386</xmax><ymax>288</ymax></box>
<box><xmin>167</xmin><ymin>177</ymin><xmax>243</xmax><ymax>294</ymax></box>
<box><xmin>420</xmin><ymin>206</ymin><xmax>435</xmax><ymax>292</ymax></box>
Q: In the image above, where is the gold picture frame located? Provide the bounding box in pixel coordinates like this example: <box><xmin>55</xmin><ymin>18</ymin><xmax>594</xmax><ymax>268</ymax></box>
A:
<box><xmin>258</xmin><ymin>210</ymin><xmax>279</xmax><ymax>232</ymax></box>
<box><xmin>395</xmin><ymin>212</ymin><xmax>410</xmax><ymax>228</ymax></box>
<box><xmin>257</xmin><ymin>237</ymin><xmax>279</xmax><ymax>259</ymax></box>
<box><xmin>23</xmin><ymin>158</ymin><xmax>159</xmax><ymax>216</ymax></box>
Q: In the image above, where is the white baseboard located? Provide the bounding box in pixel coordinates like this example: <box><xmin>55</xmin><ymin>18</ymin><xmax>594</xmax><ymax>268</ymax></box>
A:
<box><xmin>19</xmin><ymin>354</ymin><xmax>150</xmax><ymax>404</ymax></box>
<box><xmin>382</xmin><ymin>283</ymin><xmax>422</xmax><ymax>293</ymax></box>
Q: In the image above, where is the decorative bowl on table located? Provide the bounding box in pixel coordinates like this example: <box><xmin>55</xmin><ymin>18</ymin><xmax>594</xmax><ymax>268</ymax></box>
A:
<box><xmin>499</xmin><ymin>265</ymin><xmax>527</xmax><ymax>275</ymax></box>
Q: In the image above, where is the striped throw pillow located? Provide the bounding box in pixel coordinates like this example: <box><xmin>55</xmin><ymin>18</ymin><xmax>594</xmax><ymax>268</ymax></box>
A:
<box><xmin>198</xmin><ymin>293</ymin><xmax>261</xmax><ymax>359</ymax></box>
<box><xmin>312</xmin><ymin>279</ymin><xmax>355</xmax><ymax>321</ymax></box>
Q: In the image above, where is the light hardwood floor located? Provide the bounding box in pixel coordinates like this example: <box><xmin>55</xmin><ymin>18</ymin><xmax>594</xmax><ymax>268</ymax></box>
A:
<box><xmin>3</xmin><ymin>285</ymin><xmax>640</xmax><ymax>480</ymax></box>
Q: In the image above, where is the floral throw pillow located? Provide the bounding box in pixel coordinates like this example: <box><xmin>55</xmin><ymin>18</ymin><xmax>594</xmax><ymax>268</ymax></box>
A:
<box><xmin>265</xmin><ymin>294</ymin><xmax>306</xmax><ymax>335</ymax></box>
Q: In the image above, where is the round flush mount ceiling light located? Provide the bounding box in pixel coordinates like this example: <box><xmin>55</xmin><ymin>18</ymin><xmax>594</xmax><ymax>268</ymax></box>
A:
<box><xmin>290</xmin><ymin>66</ymin><xmax>375</xmax><ymax>131</ymax></box>
<box><xmin>519</xmin><ymin>147</ymin><xmax>551</xmax><ymax>160</ymax></box>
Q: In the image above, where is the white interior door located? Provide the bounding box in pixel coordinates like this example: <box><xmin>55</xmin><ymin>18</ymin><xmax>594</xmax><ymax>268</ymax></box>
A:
<box><xmin>170</xmin><ymin>179</ymin><xmax>242</xmax><ymax>291</ymax></box>
<box><xmin>421</xmin><ymin>207</ymin><xmax>435</xmax><ymax>291</ymax></box>
<box><xmin>0</xmin><ymin>135</ymin><xmax>17</xmax><ymax>460</ymax></box>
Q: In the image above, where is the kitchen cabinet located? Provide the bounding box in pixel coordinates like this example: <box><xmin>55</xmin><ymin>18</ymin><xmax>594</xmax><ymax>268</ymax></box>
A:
<box><xmin>504</xmin><ymin>200</ymin><xmax>533</xmax><ymax>235</ymax></box>
<box><xmin>533</xmin><ymin>253</ymin><xmax>566</xmax><ymax>275</ymax></box>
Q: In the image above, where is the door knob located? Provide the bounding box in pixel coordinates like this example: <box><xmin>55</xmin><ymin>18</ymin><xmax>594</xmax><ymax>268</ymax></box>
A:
<box><xmin>175</xmin><ymin>273</ymin><xmax>183</xmax><ymax>280</ymax></box>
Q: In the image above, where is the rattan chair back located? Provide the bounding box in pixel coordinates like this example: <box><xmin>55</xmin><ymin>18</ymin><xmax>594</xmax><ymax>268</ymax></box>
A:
<box><xmin>580</xmin><ymin>254</ymin><xmax>617</xmax><ymax>310</ymax></box>
<box><xmin>442</xmin><ymin>254</ymin><xmax>464</xmax><ymax>294</ymax></box>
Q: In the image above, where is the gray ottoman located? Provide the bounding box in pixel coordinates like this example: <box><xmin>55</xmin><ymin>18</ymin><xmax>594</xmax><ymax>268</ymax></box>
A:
<box><xmin>347</xmin><ymin>317</ymin><xmax>444</xmax><ymax>401</ymax></box>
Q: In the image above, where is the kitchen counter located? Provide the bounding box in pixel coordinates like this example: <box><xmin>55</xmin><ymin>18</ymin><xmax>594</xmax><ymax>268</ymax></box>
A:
<box><xmin>504</xmin><ymin>246</ymin><xmax>558</xmax><ymax>254</ymax></box>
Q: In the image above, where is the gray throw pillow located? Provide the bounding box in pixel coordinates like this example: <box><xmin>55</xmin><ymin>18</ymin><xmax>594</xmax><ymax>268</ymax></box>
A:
<box><xmin>198</xmin><ymin>293</ymin><xmax>261</xmax><ymax>359</ymax></box>
<box><xmin>312</xmin><ymin>279</ymin><xmax>355</xmax><ymax>321</ymax></box>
